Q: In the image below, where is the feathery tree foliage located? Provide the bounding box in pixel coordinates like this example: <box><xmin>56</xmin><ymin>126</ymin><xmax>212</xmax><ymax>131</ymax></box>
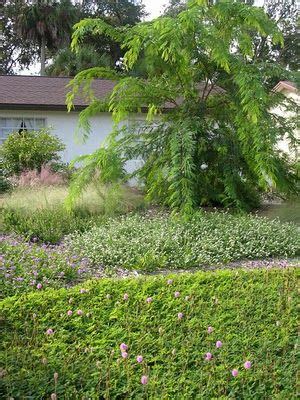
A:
<box><xmin>67</xmin><ymin>0</ymin><xmax>299</xmax><ymax>213</ymax></box>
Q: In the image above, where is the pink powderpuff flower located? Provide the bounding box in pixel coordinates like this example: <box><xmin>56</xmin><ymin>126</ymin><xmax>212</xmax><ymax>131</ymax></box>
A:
<box><xmin>216</xmin><ymin>340</ymin><xmax>223</xmax><ymax>348</ymax></box>
<box><xmin>174</xmin><ymin>291</ymin><xmax>180</xmax><ymax>298</ymax></box>
<box><xmin>36</xmin><ymin>283</ymin><xmax>42</xmax><ymax>289</ymax></box>
<box><xmin>244</xmin><ymin>361</ymin><xmax>252</xmax><ymax>369</ymax></box>
<box><xmin>141</xmin><ymin>375</ymin><xmax>148</xmax><ymax>385</ymax></box>
<box><xmin>136</xmin><ymin>355</ymin><xmax>143</xmax><ymax>363</ymax></box>
<box><xmin>205</xmin><ymin>352</ymin><xmax>212</xmax><ymax>361</ymax></box>
<box><xmin>178</xmin><ymin>312</ymin><xmax>183</xmax><ymax>320</ymax></box>
<box><xmin>167</xmin><ymin>279</ymin><xmax>173</xmax><ymax>285</ymax></box>
<box><xmin>121</xmin><ymin>352</ymin><xmax>128</xmax><ymax>359</ymax></box>
<box><xmin>207</xmin><ymin>326</ymin><xmax>213</xmax><ymax>334</ymax></box>
<box><xmin>146</xmin><ymin>297</ymin><xmax>152</xmax><ymax>303</ymax></box>
<box><xmin>77</xmin><ymin>310</ymin><xmax>83</xmax><ymax>316</ymax></box>
<box><xmin>67</xmin><ymin>310</ymin><xmax>73</xmax><ymax>316</ymax></box>
<box><xmin>232</xmin><ymin>369</ymin><xmax>239</xmax><ymax>377</ymax></box>
<box><xmin>46</xmin><ymin>328</ymin><xmax>54</xmax><ymax>335</ymax></box>
<box><xmin>123</xmin><ymin>293</ymin><xmax>129</xmax><ymax>300</ymax></box>
<box><xmin>120</xmin><ymin>343</ymin><xmax>128</xmax><ymax>351</ymax></box>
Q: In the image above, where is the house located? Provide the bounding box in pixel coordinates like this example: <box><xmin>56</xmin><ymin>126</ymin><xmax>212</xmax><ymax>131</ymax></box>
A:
<box><xmin>273</xmin><ymin>80</ymin><xmax>299</xmax><ymax>159</ymax></box>
<box><xmin>0</xmin><ymin>75</ymin><xmax>120</xmax><ymax>163</ymax></box>
<box><xmin>0</xmin><ymin>76</ymin><xmax>298</xmax><ymax>166</ymax></box>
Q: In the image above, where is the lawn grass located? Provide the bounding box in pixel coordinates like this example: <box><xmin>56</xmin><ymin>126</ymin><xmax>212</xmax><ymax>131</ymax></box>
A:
<box><xmin>0</xmin><ymin>267</ymin><xmax>297</xmax><ymax>399</ymax></box>
<box><xmin>0</xmin><ymin>184</ymin><xmax>145</xmax><ymax>243</ymax></box>
<box><xmin>0</xmin><ymin>184</ymin><xmax>144</xmax><ymax>215</ymax></box>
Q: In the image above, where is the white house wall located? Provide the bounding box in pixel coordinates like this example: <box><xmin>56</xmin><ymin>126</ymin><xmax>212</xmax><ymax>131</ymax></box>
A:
<box><xmin>0</xmin><ymin>109</ymin><xmax>122</xmax><ymax>162</ymax></box>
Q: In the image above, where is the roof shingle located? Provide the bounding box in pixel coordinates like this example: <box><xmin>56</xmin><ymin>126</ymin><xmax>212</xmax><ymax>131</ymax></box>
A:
<box><xmin>0</xmin><ymin>75</ymin><xmax>115</xmax><ymax>110</ymax></box>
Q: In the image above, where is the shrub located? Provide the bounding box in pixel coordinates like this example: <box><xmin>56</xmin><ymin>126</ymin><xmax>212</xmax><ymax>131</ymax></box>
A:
<box><xmin>0</xmin><ymin>129</ymin><xmax>65</xmax><ymax>175</ymax></box>
<box><xmin>67</xmin><ymin>212</ymin><xmax>300</xmax><ymax>271</ymax></box>
<box><xmin>0</xmin><ymin>268</ymin><xmax>297</xmax><ymax>398</ymax></box>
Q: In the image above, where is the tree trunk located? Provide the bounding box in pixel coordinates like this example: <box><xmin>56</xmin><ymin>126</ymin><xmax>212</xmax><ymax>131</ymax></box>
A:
<box><xmin>40</xmin><ymin>37</ymin><xmax>46</xmax><ymax>76</ymax></box>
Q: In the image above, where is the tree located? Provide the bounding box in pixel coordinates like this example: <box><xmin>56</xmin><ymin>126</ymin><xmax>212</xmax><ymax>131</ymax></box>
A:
<box><xmin>0</xmin><ymin>0</ymin><xmax>37</xmax><ymax>74</ymax></box>
<box><xmin>258</xmin><ymin>0</ymin><xmax>299</xmax><ymax>71</ymax></box>
<box><xmin>66</xmin><ymin>0</ymin><xmax>298</xmax><ymax>213</ymax></box>
<box><xmin>46</xmin><ymin>46</ymin><xmax>111</xmax><ymax>76</ymax></box>
<box><xmin>15</xmin><ymin>0</ymin><xmax>79</xmax><ymax>75</ymax></box>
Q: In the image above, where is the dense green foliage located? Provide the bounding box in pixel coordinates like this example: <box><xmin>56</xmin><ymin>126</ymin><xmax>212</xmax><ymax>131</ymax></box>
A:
<box><xmin>0</xmin><ymin>268</ymin><xmax>297</xmax><ymax>398</ymax></box>
<box><xmin>1</xmin><ymin>208</ymin><xmax>94</xmax><ymax>244</ymax></box>
<box><xmin>67</xmin><ymin>0</ymin><xmax>299</xmax><ymax>213</ymax></box>
<box><xmin>0</xmin><ymin>129</ymin><xmax>65</xmax><ymax>176</ymax></box>
<box><xmin>67</xmin><ymin>213</ymin><xmax>300</xmax><ymax>271</ymax></box>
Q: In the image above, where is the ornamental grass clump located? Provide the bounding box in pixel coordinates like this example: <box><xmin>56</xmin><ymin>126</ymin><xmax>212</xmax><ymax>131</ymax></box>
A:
<box><xmin>0</xmin><ymin>268</ymin><xmax>297</xmax><ymax>398</ymax></box>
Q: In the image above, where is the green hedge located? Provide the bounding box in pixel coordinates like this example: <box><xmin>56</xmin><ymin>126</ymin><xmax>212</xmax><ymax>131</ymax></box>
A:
<box><xmin>68</xmin><ymin>212</ymin><xmax>300</xmax><ymax>270</ymax></box>
<box><xmin>0</xmin><ymin>268</ymin><xmax>297</xmax><ymax>398</ymax></box>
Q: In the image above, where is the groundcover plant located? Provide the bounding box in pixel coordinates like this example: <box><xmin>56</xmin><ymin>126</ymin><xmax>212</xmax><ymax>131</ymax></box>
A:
<box><xmin>67</xmin><ymin>212</ymin><xmax>300</xmax><ymax>271</ymax></box>
<box><xmin>0</xmin><ymin>268</ymin><xmax>297</xmax><ymax>398</ymax></box>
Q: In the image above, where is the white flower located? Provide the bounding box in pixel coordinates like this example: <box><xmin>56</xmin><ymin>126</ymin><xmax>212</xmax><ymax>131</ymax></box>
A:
<box><xmin>200</xmin><ymin>163</ymin><xmax>208</xmax><ymax>170</ymax></box>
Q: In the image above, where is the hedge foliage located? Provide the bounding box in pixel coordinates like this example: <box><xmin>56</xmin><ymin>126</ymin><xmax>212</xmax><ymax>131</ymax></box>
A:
<box><xmin>68</xmin><ymin>212</ymin><xmax>300</xmax><ymax>271</ymax></box>
<box><xmin>0</xmin><ymin>268</ymin><xmax>297</xmax><ymax>398</ymax></box>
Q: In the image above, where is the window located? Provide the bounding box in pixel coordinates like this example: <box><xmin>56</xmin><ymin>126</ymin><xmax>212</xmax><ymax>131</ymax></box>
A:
<box><xmin>0</xmin><ymin>117</ymin><xmax>46</xmax><ymax>144</ymax></box>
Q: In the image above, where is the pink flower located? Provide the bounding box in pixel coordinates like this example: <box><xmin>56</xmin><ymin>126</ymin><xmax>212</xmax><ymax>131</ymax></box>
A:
<box><xmin>67</xmin><ymin>310</ymin><xmax>73</xmax><ymax>316</ymax></box>
<box><xmin>174</xmin><ymin>291</ymin><xmax>180</xmax><ymax>298</ymax></box>
<box><xmin>146</xmin><ymin>297</ymin><xmax>152</xmax><ymax>303</ymax></box>
<box><xmin>178</xmin><ymin>312</ymin><xmax>183</xmax><ymax>320</ymax></box>
<box><xmin>167</xmin><ymin>279</ymin><xmax>173</xmax><ymax>285</ymax></box>
<box><xmin>232</xmin><ymin>369</ymin><xmax>239</xmax><ymax>377</ymax></box>
<box><xmin>120</xmin><ymin>343</ymin><xmax>128</xmax><ymax>351</ymax></box>
<box><xmin>46</xmin><ymin>328</ymin><xmax>54</xmax><ymax>335</ymax></box>
<box><xmin>77</xmin><ymin>309</ymin><xmax>83</xmax><ymax>316</ymax></box>
<box><xmin>205</xmin><ymin>352</ymin><xmax>212</xmax><ymax>361</ymax></box>
<box><xmin>136</xmin><ymin>355</ymin><xmax>143</xmax><ymax>363</ymax></box>
<box><xmin>121</xmin><ymin>351</ymin><xmax>128</xmax><ymax>359</ymax></box>
<box><xmin>80</xmin><ymin>288</ymin><xmax>86</xmax><ymax>294</ymax></box>
<box><xmin>244</xmin><ymin>361</ymin><xmax>252</xmax><ymax>369</ymax></box>
<box><xmin>141</xmin><ymin>375</ymin><xmax>148</xmax><ymax>385</ymax></box>
<box><xmin>123</xmin><ymin>293</ymin><xmax>129</xmax><ymax>300</ymax></box>
<box><xmin>36</xmin><ymin>283</ymin><xmax>42</xmax><ymax>289</ymax></box>
<box><xmin>207</xmin><ymin>326</ymin><xmax>213</xmax><ymax>334</ymax></box>
<box><xmin>216</xmin><ymin>340</ymin><xmax>222</xmax><ymax>348</ymax></box>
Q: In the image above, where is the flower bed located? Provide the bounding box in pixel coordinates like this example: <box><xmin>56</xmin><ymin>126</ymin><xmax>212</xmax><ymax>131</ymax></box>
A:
<box><xmin>67</xmin><ymin>212</ymin><xmax>300</xmax><ymax>271</ymax></box>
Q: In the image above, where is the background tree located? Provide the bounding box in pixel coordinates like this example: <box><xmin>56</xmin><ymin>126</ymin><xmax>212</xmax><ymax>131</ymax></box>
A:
<box><xmin>15</xmin><ymin>0</ymin><xmax>79</xmax><ymax>75</ymax></box>
<box><xmin>66</xmin><ymin>0</ymin><xmax>298</xmax><ymax>213</ymax></box>
<box><xmin>46</xmin><ymin>46</ymin><xmax>111</xmax><ymax>76</ymax></box>
<box><xmin>47</xmin><ymin>0</ymin><xmax>146</xmax><ymax>76</ymax></box>
<box><xmin>0</xmin><ymin>0</ymin><xmax>37</xmax><ymax>74</ymax></box>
